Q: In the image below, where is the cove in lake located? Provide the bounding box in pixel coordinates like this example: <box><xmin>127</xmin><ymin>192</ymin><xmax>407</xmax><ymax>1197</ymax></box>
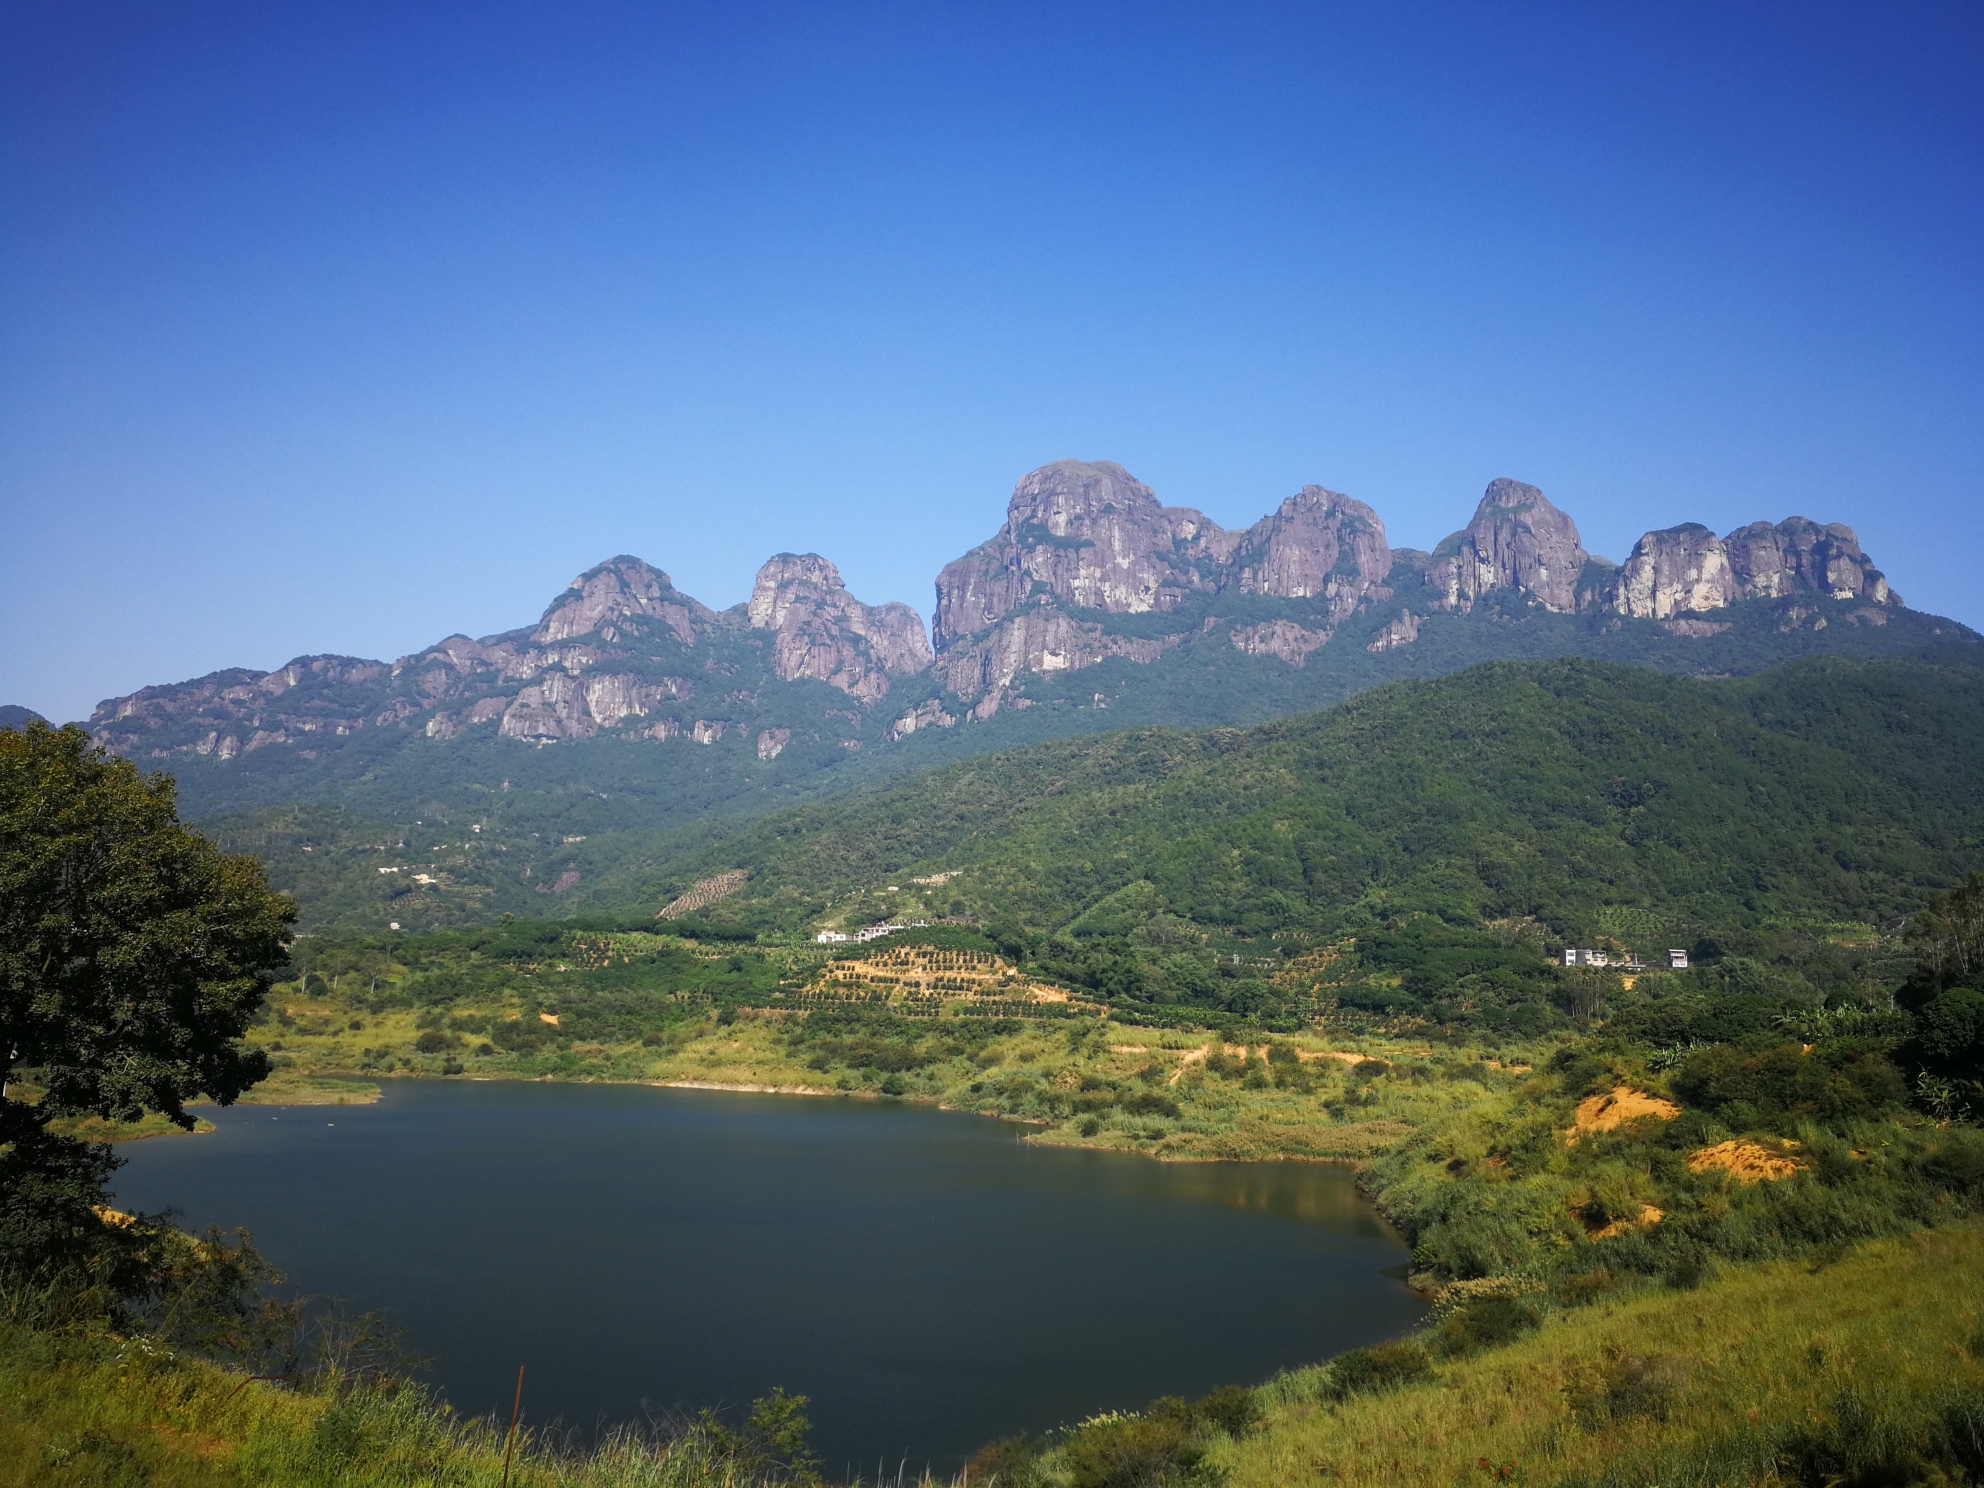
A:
<box><xmin>114</xmin><ymin>1079</ymin><xmax>1422</xmax><ymax>1473</ymax></box>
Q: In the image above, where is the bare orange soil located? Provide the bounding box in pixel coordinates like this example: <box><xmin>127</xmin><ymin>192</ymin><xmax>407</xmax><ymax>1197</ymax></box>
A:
<box><xmin>1566</xmin><ymin>1086</ymin><xmax>1682</xmax><ymax>1143</ymax></box>
<box><xmin>1687</xmin><ymin>1139</ymin><xmax>1807</xmax><ymax>1182</ymax></box>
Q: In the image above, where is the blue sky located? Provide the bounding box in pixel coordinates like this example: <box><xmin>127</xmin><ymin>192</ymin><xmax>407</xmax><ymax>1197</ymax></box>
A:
<box><xmin>4</xmin><ymin>1</ymin><xmax>1979</xmax><ymax>723</ymax></box>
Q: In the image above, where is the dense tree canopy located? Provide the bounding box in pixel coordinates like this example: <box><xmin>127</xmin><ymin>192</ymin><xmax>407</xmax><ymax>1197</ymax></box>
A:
<box><xmin>0</xmin><ymin>723</ymin><xmax>293</xmax><ymax>1278</ymax></box>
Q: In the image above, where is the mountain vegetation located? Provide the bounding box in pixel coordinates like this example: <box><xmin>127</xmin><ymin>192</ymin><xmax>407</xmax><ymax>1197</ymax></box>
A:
<box><xmin>6</xmin><ymin>685</ymin><xmax>1984</xmax><ymax>1484</ymax></box>
<box><xmin>62</xmin><ymin>461</ymin><xmax>1974</xmax><ymax>931</ymax></box>
<box><xmin>609</xmin><ymin>653</ymin><xmax>1984</xmax><ymax>947</ymax></box>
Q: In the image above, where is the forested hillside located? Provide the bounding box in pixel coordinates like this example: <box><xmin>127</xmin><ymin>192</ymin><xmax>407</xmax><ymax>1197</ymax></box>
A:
<box><xmin>629</xmin><ymin>655</ymin><xmax>1984</xmax><ymax>944</ymax></box>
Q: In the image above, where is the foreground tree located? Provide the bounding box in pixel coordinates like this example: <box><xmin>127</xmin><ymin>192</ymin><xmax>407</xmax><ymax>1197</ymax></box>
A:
<box><xmin>0</xmin><ymin>723</ymin><xmax>293</xmax><ymax>1283</ymax></box>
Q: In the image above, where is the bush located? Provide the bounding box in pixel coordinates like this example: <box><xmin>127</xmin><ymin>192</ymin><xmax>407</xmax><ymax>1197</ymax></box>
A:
<box><xmin>412</xmin><ymin>1030</ymin><xmax>455</xmax><ymax>1055</ymax></box>
<box><xmin>1063</xmin><ymin>1410</ymin><xmax>1203</xmax><ymax>1488</ymax></box>
<box><xmin>1437</xmin><ymin>1295</ymin><xmax>1541</xmax><ymax>1356</ymax></box>
<box><xmin>1323</xmin><ymin>1340</ymin><xmax>1432</xmax><ymax>1400</ymax></box>
<box><xmin>967</xmin><ymin>1435</ymin><xmax>1042</xmax><ymax>1487</ymax></box>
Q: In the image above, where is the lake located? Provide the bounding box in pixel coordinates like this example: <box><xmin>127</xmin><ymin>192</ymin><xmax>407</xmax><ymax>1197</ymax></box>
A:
<box><xmin>113</xmin><ymin>1079</ymin><xmax>1422</xmax><ymax>1474</ymax></box>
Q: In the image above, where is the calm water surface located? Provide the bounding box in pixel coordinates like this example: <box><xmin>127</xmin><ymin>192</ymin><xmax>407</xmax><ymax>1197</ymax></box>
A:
<box><xmin>114</xmin><ymin>1080</ymin><xmax>1420</xmax><ymax>1472</ymax></box>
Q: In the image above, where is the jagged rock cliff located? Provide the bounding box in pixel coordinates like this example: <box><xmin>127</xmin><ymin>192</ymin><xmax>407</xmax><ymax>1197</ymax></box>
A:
<box><xmin>930</xmin><ymin>460</ymin><xmax>1395</xmax><ymax>712</ymax></box>
<box><xmin>1592</xmin><ymin>518</ymin><xmax>1901</xmax><ymax>620</ymax></box>
<box><xmin>747</xmin><ymin>553</ymin><xmax>932</xmax><ymax>702</ymax></box>
<box><xmin>1424</xmin><ymin>479</ymin><xmax>1590</xmax><ymax>615</ymax></box>
<box><xmin>81</xmin><ymin>458</ymin><xmax>1932</xmax><ymax>778</ymax></box>
<box><xmin>89</xmin><ymin>554</ymin><xmax>931</xmax><ymax>763</ymax></box>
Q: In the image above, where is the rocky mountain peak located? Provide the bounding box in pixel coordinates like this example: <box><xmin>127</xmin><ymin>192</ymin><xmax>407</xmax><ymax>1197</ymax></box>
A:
<box><xmin>936</xmin><ymin>460</ymin><xmax>1216</xmax><ymax>654</ymax></box>
<box><xmin>746</xmin><ymin>552</ymin><xmax>931</xmax><ymax>702</ymax></box>
<box><xmin>1723</xmin><ymin>517</ymin><xmax>1898</xmax><ymax>606</ymax></box>
<box><xmin>1426</xmin><ymin>478</ymin><xmax>1590</xmax><ymax>614</ymax></box>
<box><xmin>748</xmin><ymin>553</ymin><xmax>847</xmax><ymax>630</ymax></box>
<box><xmin>1594</xmin><ymin>515</ymin><xmax>1902</xmax><ymax>620</ymax></box>
<box><xmin>533</xmin><ymin>556</ymin><xmax>712</xmax><ymax>646</ymax></box>
<box><xmin>1231</xmin><ymin>486</ymin><xmax>1392</xmax><ymax>618</ymax></box>
<box><xmin>1003</xmin><ymin>459</ymin><xmax>1166</xmax><ymax>535</ymax></box>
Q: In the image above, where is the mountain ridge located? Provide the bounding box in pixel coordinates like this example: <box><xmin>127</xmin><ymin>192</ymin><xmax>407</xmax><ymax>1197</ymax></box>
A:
<box><xmin>54</xmin><ymin>460</ymin><xmax>1976</xmax><ymax>924</ymax></box>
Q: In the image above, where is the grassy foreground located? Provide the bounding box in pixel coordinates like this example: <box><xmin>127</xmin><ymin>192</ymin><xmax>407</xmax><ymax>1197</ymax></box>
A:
<box><xmin>6</xmin><ymin>1228</ymin><xmax>1980</xmax><ymax>1486</ymax></box>
<box><xmin>1207</xmin><ymin>1226</ymin><xmax>1984</xmax><ymax>1487</ymax></box>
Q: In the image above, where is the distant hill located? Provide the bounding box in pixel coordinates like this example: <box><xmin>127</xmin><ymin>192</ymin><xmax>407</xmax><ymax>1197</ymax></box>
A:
<box><xmin>239</xmin><ymin>654</ymin><xmax>1984</xmax><ymax>940</ymax></box>
<box><xmin>69</xmin><ymin>459</ymin><xmax>1975</xmax><ymax>927</ymax></box>
<box><xmin>607</xmin><ymin>655</ymin><xmax>1984</xmax><ymax>945</ymax></box>
<box><xmin>0</xmin><ymin>705</ymin><xmax>47</xmax><ymax>728</ymax></box>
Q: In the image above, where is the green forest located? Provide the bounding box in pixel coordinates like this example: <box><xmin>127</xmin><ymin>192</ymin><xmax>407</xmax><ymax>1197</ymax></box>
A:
<box><xmin>624</xmin><ymin>654</ymin><xmax>1984</xmax><ymax>939</ymax></box>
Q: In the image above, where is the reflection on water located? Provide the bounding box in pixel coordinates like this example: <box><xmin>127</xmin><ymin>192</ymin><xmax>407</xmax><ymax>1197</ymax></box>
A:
<box><xmin>115</xmin><ymin>1079</ymin><xmax>1421</xmax><ymax>1473</ymax></box>
<box><xmin>1136</xmin><ymin>1161</ymin><xmax>1395</xmax><ymax>1229</ymax></box>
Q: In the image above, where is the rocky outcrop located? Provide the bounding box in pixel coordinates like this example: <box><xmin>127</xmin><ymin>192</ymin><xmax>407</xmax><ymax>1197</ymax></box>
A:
<box><xmin>1229</xmin><ymin>487</ymin><xmax>1392</xmax><ymax>618</ymax></box>
<box><xmin>747</xmin><ymin>554</ymin><xmax>932</xmax><ymax>702</ymax></box>
<box><xmin>534</xmin><ymin>557</ymin><xmax>712</xmax><ymax>646</ymax></box>
<box><xmin>932</xmin><ymin>461</ymin><xmax>1231</xmax><ymax>647</ymax></box>
<box><xmin>1366</xmin><ymin>610</ymin><xmax>1420</xmax><ymax>653</ymax></box>
<box><xmin>931</xmin><ymin>460</ymin><xmax>1397</xmax><ymax>708</ymax></box>
<box><xmin>84</xmin><ymin>459</ymin><xmax>1925</xmax><ymax>766</ymax></box>
<box><xmin>1606</xmin><ymin>524</ymin><xmax>1738</xmax><ymax>619</ymax></box>
<box><xmin>1722</xmin><ymin>518</ymin><xmax>1900</xmax><ymax>607</ymax></box>
<box><xmin>1425</xmin><ymin>479</ymin><xmax>1589</xmax><ymax>614</ymax></box>
<box><xmin>1587</xmin><ymin>516</ymin><xmax>1904</xmax><ymax>620</ymax></box>
<box><xmin>1229</xmin><ymin>621</ymin><xmax>1332</xmax><ymax>667</ymax></box>
<box><xmin>935</xmin><ymin>605</ymin><xmax>1183</xmax><ymax>711</ymax></box>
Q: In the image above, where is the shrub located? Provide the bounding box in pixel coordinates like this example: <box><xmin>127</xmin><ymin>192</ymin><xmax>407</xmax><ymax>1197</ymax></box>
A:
<box><xmin>412</xmin><ymin>1030</ymin><xmax>455</xmax><ymax>1055</ymax></box>
<box><xmin>1322</xmin><ymin>1340</ymin><xmax>1432</xmax><ymax>1401</ymax></box>
<box><xmin>967</xmin><ymin>1435</ymin><xmax>1042</xmax><ymax>1487</ymax></box>
<box><xmin>1063</xmin><ymin>1403</ymin><xmax>1204</xmax><ymax>1488</ymax></box>
<box><xmin>1191</xmin><ymin>1384</ymin><xmax>1259</xmax><ymax>1437</ymax></box>
<box><xmin>1122</xmin><ymin>1091</ymin><xmax>1181</xmax><ymax>1119</ymax></box>
<box><xmin>1437</xmin><ymin>1295</ymin><xmax>1541</xmax><ymax>1356</ymax></box>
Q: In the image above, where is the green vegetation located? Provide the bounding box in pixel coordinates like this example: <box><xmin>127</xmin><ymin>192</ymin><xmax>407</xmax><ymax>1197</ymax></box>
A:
<box><xmin>1009</xmin><ymin>1227</ymin><xmax>1984</xmax><ymax>1488</ymax></box>
<box><xmin>169</xmin><ymin>621</ymin><xmax>1978</xmax><ymax>938</ymax></box>
<box><xmin>0</xmin><ymin>722</ymin><xmax>293</xmax><ymax>1294</ymax></box>
<box><xmin>642</xmin><ymin>656</ymin><xmax>1984</xmax><ymax>943</ymax></box>
<box><xmin>0</xmin><ymin>1290</ymin><xmax>830</xmax><ymax>1487</ymax></box>
<box><xmin>11</xmin><ymin>662</ymin><xmax>1984</xmax><ymax>1484</ymax></box>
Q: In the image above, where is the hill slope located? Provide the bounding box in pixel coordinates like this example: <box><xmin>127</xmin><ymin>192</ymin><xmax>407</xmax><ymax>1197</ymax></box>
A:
<box><xmin>603</xmin><ymin>655</ymin><xmax>1984</xmax><ymax>945</ymax></box>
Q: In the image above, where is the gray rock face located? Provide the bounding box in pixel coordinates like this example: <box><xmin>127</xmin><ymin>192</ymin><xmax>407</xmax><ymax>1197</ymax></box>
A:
<box><xmin>1586</xmin><ymin>516</ymin><xmax>1904</xmax><ymax>620</ymax></box>
<box><xmin>1722</xmin><ymin>518</ymin><xmax>1900</xmax><ymax>607</ymax></box>
<box><xmin>1605</xmin><ymin>524</ymin><xmax>1739</xmax><ymax>619</ymax></box>
<box><xmin>1230</xmin><ymin>487</ymin><xmax>1392</xmax><ymax>620</ymax></box>
<box><xmin>932</xmin><ymin>461</ymin><xmax>1226</xmax><ymax>647</ymax></box>
<box><xmin>1366</xmin><ymin>610</ymin><xmax>1420</xmax><ymax>653</ymax></box>
<box><xmin>747</xmin><ymin>553</ymin><xmax>933</xmax><ymax>702</ymax></box>
<box><xmin>930</xmin><ymin>460</ymin><xmax>1396</xmax><ymax>708</ymax></box>
<box><xmin>84</xmin><ymin>459</ymin><xmax>1922</xmax><ymax>764</ymax></box>
<box><xmin>534</xmin><ymin>557</ymin><xmax>712</xmax><ymax>647</ymax></box>
<box><xmin>1229</xmin><ymin>620</ymin><xmax>1333</xmax><ymax>666</ymax></box>
<box><xmin>1425</xmin><ymin>479</ymin><xmax>1589</xmax><ymax>614</ymax></box>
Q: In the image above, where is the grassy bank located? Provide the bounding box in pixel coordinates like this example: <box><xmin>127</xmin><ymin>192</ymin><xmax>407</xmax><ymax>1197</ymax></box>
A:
<box><xmin>1</xmin><ymin>1309</ymin><xmax>822</xmax><ymax>1487</ymax></box>
<box><xmin>9</xmin><ymin>1226</ymin><xmax>1979</xmax><ymax>1487</ymax></box>
<box><xmin>1209</xmin><ymin>1225</ymin><xmax>1984</xmax><ymax>1487</ymax></box>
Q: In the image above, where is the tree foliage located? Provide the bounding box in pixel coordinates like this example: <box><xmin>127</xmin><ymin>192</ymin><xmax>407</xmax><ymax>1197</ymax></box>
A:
<box><xmin>0</xmin><ymin>723</ymin><xmax>294</xmax><ymax>1280</ymax></box>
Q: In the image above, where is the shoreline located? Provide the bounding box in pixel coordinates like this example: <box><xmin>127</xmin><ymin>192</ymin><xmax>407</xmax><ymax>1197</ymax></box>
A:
<box><xmin>138</xmin><ymin>1065</ymin><xmax>1384</xmax><ymax>1169</ymax></box>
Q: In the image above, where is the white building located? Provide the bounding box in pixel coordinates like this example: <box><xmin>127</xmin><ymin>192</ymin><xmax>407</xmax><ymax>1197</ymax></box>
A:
<box><xmin>1668</xmin><ymin>948</ymin><xmax>1689</xmax><ymax>969</ymax></box>
<box><xmin>814</xmin><ymin>931</ymin><xmax>849</xmax><ymax>944</ymax></box>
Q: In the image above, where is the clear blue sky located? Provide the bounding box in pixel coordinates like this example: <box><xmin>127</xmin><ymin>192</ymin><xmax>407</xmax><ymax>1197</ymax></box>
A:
<box><xmin>4</xmin><ymin>2</ymin><xmax>1979</xmax><ymax>724</ymax></box>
